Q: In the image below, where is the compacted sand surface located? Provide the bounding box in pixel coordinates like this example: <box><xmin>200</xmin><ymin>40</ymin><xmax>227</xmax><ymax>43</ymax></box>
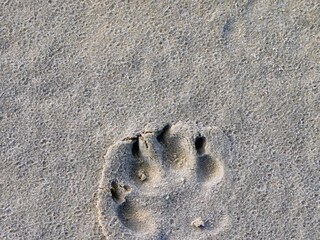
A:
<box><xmin>0</xmin><ymin>1</ymin><xmax>319</xmax><ymax>239</ymax></box>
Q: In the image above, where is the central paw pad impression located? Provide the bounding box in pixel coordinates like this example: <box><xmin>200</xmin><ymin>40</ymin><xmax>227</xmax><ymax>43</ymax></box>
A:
<box><xmin>97</xmin><ymin>122</ymin><xmax>231</xmax><ymax>239</ymax></box>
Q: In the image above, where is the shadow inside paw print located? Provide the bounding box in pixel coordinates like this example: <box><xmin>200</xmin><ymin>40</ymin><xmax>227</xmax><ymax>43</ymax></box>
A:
<box><xmin>97</xmin><ymin>122</ymin><xmax>231</xmax><ymax>239</ymax></box>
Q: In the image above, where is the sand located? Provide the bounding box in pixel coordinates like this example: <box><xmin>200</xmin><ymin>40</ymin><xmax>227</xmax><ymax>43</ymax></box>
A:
<box><xmin>0</xmin><ymin>1</ymin><xmax>319</xmax><ymax>239</ymax></box>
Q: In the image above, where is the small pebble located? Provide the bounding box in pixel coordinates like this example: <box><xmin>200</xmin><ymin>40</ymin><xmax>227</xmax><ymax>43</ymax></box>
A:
<box><xmin>191</xmin><ymin>217</ymin><xmax>205</xmax><ymax>228</ymax></box>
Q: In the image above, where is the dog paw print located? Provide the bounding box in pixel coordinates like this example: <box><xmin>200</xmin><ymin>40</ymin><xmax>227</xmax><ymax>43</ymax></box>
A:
<box><xmin>97</xmin><ymin>122</ymin><xmax>231</xmax><ymax>239</ymax></box>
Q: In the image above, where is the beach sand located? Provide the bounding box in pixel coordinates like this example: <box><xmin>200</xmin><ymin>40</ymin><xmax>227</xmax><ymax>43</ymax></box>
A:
<box><xmin>1</xmin><ymin>1</ymin><xmax>319</xmax><ymax>239</ymax></box>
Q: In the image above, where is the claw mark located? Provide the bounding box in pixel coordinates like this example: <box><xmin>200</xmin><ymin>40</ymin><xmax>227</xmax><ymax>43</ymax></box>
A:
<box><xmin>195</xmin><ymin>135</ymin><xmax>206</xmax><ymax>155</ymax></box>
<box><xmin>156</xmin><ymin>124</ymin><xmax>171</xmax><ymax>143</ymax></box>
<box><xmin>132</xmin><ymin>139</ymin><xmax>140</xmax><ymax>157</ymax></box>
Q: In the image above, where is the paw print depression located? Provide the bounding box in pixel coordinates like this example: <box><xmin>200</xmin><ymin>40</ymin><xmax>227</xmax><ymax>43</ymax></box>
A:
<box><xmin>97</xmin><ymin>122</ymin><xmax>231</xmax><ymax>240</ymax></box>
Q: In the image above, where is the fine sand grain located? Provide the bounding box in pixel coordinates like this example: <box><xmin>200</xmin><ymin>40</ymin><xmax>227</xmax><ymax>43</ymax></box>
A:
<box><xmin>0</xmin><ymin>1</ymin><xmax>319</xmax><ymax>239</ymax></box>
